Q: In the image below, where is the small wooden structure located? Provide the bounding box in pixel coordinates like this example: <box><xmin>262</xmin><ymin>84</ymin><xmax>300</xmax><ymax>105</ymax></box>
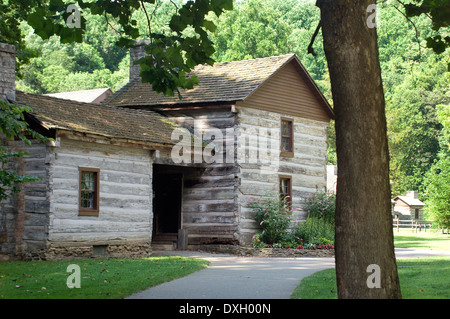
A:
<box><xmin>392</xmin><ymin>191</ymin><xmax>425</xmax><ymax>221</ymax></box>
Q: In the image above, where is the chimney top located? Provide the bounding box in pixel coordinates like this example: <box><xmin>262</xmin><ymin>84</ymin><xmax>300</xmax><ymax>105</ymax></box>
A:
<box><xmin>406</xmin><ymin>191</ymin><xmax>418</xmax><ymax>199</ymax></box>
<box><xmin>0</xmin><ymin>43</ymin><xmax>17</xmax><ymax>101</ymax></box>
<box><xmin>129</xmin><ymin>39</ymin><xmax>150</xmax><ymax>81</ymax></box>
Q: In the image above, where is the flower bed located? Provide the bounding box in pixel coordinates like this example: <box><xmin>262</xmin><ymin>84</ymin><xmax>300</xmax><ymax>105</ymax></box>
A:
<box><xmin>248</xmin><ymin>190</ymin><xmax>336</xmax><ymax>251</ymax></box>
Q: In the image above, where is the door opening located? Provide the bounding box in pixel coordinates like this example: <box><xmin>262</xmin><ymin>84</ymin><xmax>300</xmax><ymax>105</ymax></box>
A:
<box><xmin>152</xmin><ymin>167</ymin><xmax>182</xmax><ymax>244</ymax></box>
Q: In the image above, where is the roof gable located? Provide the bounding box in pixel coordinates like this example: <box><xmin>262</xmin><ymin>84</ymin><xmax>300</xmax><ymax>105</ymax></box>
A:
<box><xmin>103</xmin><ymin>54</ymin><xmax>333</xmax><ymax>119</ymax></box>
<box><xmin>240</xmin><ymin>57</ymin><xmax>333</xmax><ymax>121</ymax></box>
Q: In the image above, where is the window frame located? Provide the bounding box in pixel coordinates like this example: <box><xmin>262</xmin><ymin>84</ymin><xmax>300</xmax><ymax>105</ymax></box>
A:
<box><xmin>279</xmin><ymin>175</ymin><xmax>292</xmax><ymax>209</ymax></box>
<box><xmin>280</xmin><ymin>117</ymin><xmax>294</xmax><ymax>157</ymax></box>
<box><xmin>78</xmin><ymin>167</ymin><xmax>100</xmax><ymax>216</ymax></box>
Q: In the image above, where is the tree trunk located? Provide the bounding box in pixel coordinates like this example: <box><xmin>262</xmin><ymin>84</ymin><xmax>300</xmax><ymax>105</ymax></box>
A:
<box><xmin>317</xmin><ymin>0</ymin><xmax>402</xmax><ymax>298</ymax></box>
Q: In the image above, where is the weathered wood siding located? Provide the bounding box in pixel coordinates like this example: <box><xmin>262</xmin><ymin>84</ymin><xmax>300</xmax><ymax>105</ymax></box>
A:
<box><xmin>242</xmin><ymin>59</ymin><xmax>331</xmax><ymax>122</ymax></box>
<box><xmin>0</xmin><ymin>139</ymin><xmax>50</xmax><ymax>258</ymax></box>
<box><xmin>47</xmin><ymin>136</ymin><xmax>153</xmax><ymax>255</ymax></box>
<box><xmin>235</xmin><ymin>106</ymin><xmax>329</xmax><ymax>244</ymax></box>
<box><xmin>155</xmin><ymin>107</ymin><xmax>240</xmax><ymax>245</ymax></box>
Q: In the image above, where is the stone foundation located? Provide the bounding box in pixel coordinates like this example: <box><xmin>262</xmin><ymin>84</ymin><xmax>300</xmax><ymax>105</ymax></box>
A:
<box><xmin>12</xmin><ymin>241</ymin><xmax>153</xmax><ymax>260</ymax></box>
<box><xmin>195</xmin><ymin>244</ymin><xmax>335</xmax><ymax>257</ymax></box>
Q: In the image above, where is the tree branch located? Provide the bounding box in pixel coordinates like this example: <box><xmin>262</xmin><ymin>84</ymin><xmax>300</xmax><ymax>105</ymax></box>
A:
<box><xmin>307</xmin><ymin>20</ymin><xmax>322</xmax><ymax>57</ymax></box>
<box><xmin>393</xmin><ymin>3</ymin><xmax>423</xmax><ymax>59</ymax></box>
<box><xmin>103</xmin><ymin>12</ymin><xmax>123</xmax><ymax>35</ymax></box>
<box><xmin>140</xmin><ymin>0</ymin><xmax>153</xmax><ymax>40</ymax></box>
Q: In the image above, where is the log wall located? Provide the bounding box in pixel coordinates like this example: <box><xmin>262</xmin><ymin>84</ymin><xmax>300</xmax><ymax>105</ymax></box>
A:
<box><xmin>155</xmin><ymin>107</ymin><xmax>240</xmax><ymax>245</ymax></box>
<box><xmin>235</xmin><ymin>105</ymin><xmax>329</xmax><ymax>244</ymax></box>
<box><xmin>0</xmin><ymin>139</ymin><xmax>49</xmax><ymax>259</ymax></box>
<box><xmin>47</xmin><ymin>136</ymin><xmax>154</xmax><ymax>258</ymax></box>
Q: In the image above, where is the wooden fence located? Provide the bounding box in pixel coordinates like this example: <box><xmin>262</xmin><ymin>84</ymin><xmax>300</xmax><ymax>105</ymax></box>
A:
<box><xmin>393</xmin><ymin>217</ymin><xmax>432</xmax><ymax>233</ymax></box>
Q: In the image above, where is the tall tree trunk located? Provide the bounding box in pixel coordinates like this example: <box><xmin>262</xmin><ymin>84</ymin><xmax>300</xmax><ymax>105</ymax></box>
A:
<box><xmin>317</xmin><ymin>0</ymin><xmax>402</xmax><ymax>298</ymax></box>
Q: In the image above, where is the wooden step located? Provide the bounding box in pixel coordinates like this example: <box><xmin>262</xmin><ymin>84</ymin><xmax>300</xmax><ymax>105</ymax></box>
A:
<box><xmin>152</xmin><ymin>243</ymin><xmax>177</xmax><ymax>251</ymax></box>
<box><xmin>153</xmin><ymin>233</ymin><xmax>178</xmax><ymax>243</ymax></box>
<box><xmin>152</xmin><ymin>233</ymin><xmax>178</xmax><ymax>250</ymax></box>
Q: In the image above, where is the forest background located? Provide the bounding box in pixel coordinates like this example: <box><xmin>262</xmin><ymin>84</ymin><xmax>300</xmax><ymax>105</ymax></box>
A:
<box><xmin>13</xmin><ymin>0</ymin><xmax>450</xmax><ymax>221</ymax></box>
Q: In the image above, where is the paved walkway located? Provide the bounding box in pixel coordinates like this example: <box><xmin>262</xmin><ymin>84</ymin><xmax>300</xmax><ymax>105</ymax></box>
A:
<box><xmin>127</xmin><ymin>249</ymin><xmax>450</xmax><ymax>299</ymax></box>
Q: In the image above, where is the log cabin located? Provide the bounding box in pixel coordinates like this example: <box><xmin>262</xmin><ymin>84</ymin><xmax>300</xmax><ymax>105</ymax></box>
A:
<box><xmin>103</xmin><ymin>41</ymin><xmax>334</xmax><ymax>249</ymax></box>
<box><xmin>0</xmin><ymin>41</ymin><xmax>334</xmax><ymax>259</ymax></box>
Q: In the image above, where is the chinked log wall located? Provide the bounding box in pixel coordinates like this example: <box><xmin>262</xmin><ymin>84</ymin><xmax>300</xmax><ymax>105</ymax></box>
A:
<box><xmin>0</xmin><ymin>139</ymin><xmax>49</xmax><ymax>259</ymax></box>
<box><xmin>46</xmin><ymin>137</ymin><xmax>154</xmax><ymax>259</ymax></box>
<box><xmin>157</xmin><ymin>103</ymin><xmax>329</xmax><ymax>247</ymax></box>
<box><xmin>236</xmin><ymin>106</ymin><xmax>329</xmax><ymax>244</ymax></box>
<box><xmin>156</xmin><ymin>106</ymin><xmax>241</xmax><ymax>246</ymax></box>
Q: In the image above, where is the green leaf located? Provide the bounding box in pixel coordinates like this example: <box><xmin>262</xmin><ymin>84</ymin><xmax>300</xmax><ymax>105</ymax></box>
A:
<box><xmin>203</xmin><ymin>20</ymin><xmax>217</xmax><ymax>33</ymax></box>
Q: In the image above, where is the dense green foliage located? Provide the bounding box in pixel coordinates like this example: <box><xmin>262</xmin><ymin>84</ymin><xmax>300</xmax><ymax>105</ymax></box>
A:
<box><xmin>2</xmin><ymin>0</ymin><xmax>234</xmax><ymax>97</ymax></box>
<box><xmin>423</xmin><ymin>104</ymin><xmax>450</xmax><ymax>230</ymax></box>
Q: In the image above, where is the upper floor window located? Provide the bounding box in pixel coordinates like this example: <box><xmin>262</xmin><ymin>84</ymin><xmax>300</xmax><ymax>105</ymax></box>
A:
<box><xmin>280</xmin><ymin>118</ymin><xmax>294</xmax><ymax>157</ymax></box>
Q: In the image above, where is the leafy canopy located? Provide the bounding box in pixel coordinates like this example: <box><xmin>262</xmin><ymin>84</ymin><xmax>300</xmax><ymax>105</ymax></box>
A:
<box><xmin>1</xmin><ymin>0</ymin><xmax>234</xmax><ymax>98</ymax></box>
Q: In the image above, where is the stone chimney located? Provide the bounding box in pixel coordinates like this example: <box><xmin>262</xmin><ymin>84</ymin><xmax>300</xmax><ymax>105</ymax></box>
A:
<box><xmin>129</xmin><ymin>39</ymin><xmax>150</xmax><ymax>81</ymax></box>
<box><xmin>406</xmin><ymin>191</ymin><xmax>418</xmax><ymax>199</ymax></box>
<box><xmin>0</xmin><ymin>43</ymin><xmax>16</xmax><ymax>101</ymax></box>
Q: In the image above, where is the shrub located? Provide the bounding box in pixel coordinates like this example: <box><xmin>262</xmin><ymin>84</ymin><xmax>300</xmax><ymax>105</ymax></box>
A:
<box><xmin>304</xmin><ymin>192</ymin><xmax>336</xmax><ymax>224</ymax></box>
<box><xmin>251</xmin><ymin>233</ymin><xmax>267</xmax><ymax>248</ymax></box>
<box><xmin>248</xmin><ymin>194</ymin><xmax>291</xmax><ymax>245</ymax></box>
<box><xmin>294</xmin><ymin>217</ymin><xmax>335</xmax><ymax>245</ymax></box>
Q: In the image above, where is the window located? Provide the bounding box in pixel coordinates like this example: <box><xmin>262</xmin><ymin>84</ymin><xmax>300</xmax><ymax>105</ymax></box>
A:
<box><xmin>414</xmin><ymin>208</ymin><xmax>419</xmax><ymax>220</ymax></box>
<box><xmin>280</xmin><ymin>118</ymin><xmax>294</xmax><ymax>157</ymax></box>
<box><xmin>79</xmin><ymin>167</ymin><xmax>100</xmax><ymax>216</ymax></box>
<box><xmin>279</xmin><ymin>175</ymin><xmax>292</xmax><ymax>208</ymax></box>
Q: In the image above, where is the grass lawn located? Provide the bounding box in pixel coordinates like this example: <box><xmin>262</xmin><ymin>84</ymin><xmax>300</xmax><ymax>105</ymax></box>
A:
<box><xmin>0</xmin><ymin>256</ymin><xmax>209</xmax><ymax>299</ymax></box>
<box><xmin>393</xmin><ymin>229</ymin><xmax>450</xmax><ymax>251</ymax></box>
<box><xmin>291</xmin><ymin>256</ymin><xmax>450</xmax><ymax>299</ymax></box>
<box><xmin>292</xmin><ymin>230</ymin><xmax>450</xmax><ymax>299</ymax></box>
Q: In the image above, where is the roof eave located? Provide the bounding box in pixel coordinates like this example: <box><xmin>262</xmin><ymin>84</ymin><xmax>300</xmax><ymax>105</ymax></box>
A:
<box><xmin>54</xmin><ymin>128</ymin><xmax>175</xmax><ymax>150</ymax></box>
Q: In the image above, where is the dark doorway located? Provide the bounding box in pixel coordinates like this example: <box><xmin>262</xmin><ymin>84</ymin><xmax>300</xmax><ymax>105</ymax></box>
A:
<box><xmin>153</xmin><ymin>166</ymin><xmax>183</xmax><ymax>243</ymax></box>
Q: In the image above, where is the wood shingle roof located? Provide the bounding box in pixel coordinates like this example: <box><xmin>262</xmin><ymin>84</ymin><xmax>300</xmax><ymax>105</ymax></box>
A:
<box><xmin>15</xmin><ymin>90</ymin><xmax>178</xmax><ymax>147</ymax></box>
<box><xmin>104</xmin><ymin>54</ymin><xmax>314</xmax><ymax>107</ymax></box>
